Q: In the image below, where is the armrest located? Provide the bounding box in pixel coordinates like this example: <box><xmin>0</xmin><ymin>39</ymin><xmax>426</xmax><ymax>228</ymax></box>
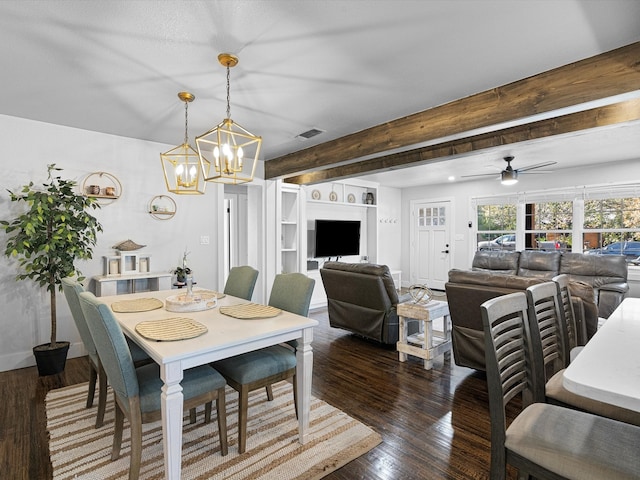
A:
<box><xmin>596</xmin><ymin>282</ymin><xmax>629</xmax><ymax>295</ymax></box>
<box><xmin>597</xmin><ymin>285</ymin><xmax>629</xmax><ymax>319</ymax></box>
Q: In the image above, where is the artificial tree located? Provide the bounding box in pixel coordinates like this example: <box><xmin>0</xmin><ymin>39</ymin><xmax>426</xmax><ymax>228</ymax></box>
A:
<box><xmin>1</xmin><ymin>164</ymin><xmax>102</xmax><ymax>374</ymax></box>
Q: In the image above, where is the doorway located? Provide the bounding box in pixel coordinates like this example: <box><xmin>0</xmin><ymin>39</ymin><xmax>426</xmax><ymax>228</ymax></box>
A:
<box><xmin>410</xmin><ymin>199</ymin><xmax>452</xmax><ymax>290</ymax></box>
<box><xmin>224</xmin><ymin>186</ymin><xmax>249</xmax><ymax>280</ymax></box>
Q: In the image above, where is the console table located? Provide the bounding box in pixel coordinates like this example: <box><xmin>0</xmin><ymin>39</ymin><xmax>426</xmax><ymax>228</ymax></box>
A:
<box><xmin>397</xmin><ymin>300</ymin><xmax>451</xmax><ymax>370</ymax></box>
<box><xmin>94</xmin><ymin>272</ymin><xmax>172</xmax><ymax>297</ymax></box>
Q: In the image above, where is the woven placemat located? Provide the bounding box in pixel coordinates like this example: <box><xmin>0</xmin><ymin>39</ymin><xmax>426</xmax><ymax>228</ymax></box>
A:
<box><xmin>195</xmin><ymin>290</ymin><xmax>226</xmax><ymax>299</ymax></box>
<box><xmin>219</xmin><ymin>303</ymin><xmax>281</xmax><ymax>319</ymax></box>
<box><xmin>111</xmin><ymin>298</ymin><xmax>164</xmax><ymax>313</ymax></box>
<box><xmin>135</xmin><ymin>317</ymin><xmax>207</xmax><ymax>341</ymax></box>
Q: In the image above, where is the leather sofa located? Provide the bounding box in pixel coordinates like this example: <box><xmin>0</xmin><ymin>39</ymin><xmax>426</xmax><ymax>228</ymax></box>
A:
<box><xmin>320</xmin><ymin>262</ymin><xmax>411</xmax><ymax>345</ymax></box>
<box><xmin>445</xmin><ymin>250</ymin><xmax>629</xmax><ymax>371</ymax></box>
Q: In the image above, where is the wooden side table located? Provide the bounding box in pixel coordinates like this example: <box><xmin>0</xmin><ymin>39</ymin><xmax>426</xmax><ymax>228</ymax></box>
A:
<box><xmin>397</xmin><ymin>300</ymin><xmax>451</xmax><ymax>370</ymax></box>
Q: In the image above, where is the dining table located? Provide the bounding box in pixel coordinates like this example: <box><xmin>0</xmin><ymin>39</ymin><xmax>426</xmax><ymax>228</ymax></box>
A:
<box><xmin>99</xmin><ymin>287</ymin><xmax>319</xmax><ymax>480</ymax></box>
<box><xmin>563</xmin><ymin>297</ymin><xmax>640</xmax><ymax>413</ymax></box>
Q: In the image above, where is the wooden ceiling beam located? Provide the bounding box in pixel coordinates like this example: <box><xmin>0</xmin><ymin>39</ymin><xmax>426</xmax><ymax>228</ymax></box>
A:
<box><xmin>283</xmin><ymin>98</ymin><xmax>640</xmax><ymax>185</ymax></box>
<box><xmin>265</xmin><ymin>41</ymin><xmax>640</xmax><ymax>180</ymax></box>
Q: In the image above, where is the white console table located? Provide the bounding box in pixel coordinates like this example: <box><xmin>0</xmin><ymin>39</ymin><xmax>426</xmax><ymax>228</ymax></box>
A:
<box><xmin>94</xmin><ymin>272</ymin><xmax>172</xmax><ymax>297</ymax></box>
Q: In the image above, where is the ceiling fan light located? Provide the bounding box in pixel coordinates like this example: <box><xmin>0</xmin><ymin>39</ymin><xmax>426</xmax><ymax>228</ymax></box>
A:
<box><xmin>501</xmin><ymin>170</ymin><xmax>518</xmax><ymax>185</ymax></box>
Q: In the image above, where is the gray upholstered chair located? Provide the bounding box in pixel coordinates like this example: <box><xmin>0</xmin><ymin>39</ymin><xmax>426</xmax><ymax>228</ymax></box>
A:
<box><xmin>481</xmin><ymin>292</ymin><xmax>640</xmax><ymax>479</ymax></box>
<box><xmin>223</xmin><ymin>266</ymin><xmax>259</xmax><ymax>300</ymax></box>
<box><xmin>551</xmin><ymin>274</ymin><xmax>581</xmax><ymax>352</ymax></box>
<box><xmin>526</xmin><ymin>281</ymin><xmax>640</xmax><ymax>427</ymax></box>
<box><xmin>213</xmin><ymin>272</ymin><xmax>315</xmax><ymax>453</ymax></box>
<box><xmin>61</xmin><ymin>277</ymin><xmax>151</xmax><ymax>428</ymax></box>
<box><xmin>78</xmin><ymin>292</ymin><xmax>228</xmax><ymax>479</ymax></box>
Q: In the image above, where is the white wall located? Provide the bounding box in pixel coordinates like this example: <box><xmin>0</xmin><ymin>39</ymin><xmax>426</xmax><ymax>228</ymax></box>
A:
<box><xmin>399</xmin><ymin>158</ymin><xmax>640</xmax><ymax>284</ymax></box>
<box><xmin>0</xmin><ymin>114</ymin><xmax>240</xmax><ymax>371</ymax></box>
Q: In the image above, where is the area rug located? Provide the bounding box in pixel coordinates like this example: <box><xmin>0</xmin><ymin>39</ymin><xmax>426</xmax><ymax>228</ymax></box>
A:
<box><xmin>46</xmin><ymin>381</ymin><xmax>381</xmax><ymax>479</ymax></box>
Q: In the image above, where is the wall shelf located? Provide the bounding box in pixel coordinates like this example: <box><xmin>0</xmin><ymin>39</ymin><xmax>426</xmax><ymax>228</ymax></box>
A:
<box><xmin>82</xmin><ymin>171</ymin><xmax>122</xmax><ymax>204</ymax></box>
<box><xmin>149</xmin><ymin>195</ymin><xmax>177</xmax><ymax>220</ymax></box>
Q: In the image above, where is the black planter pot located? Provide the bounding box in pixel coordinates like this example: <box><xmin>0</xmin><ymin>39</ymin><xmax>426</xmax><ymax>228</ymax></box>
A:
<box><xmin>33</xmin><ymin>341</ymin><xmax>70</xmax><ymax>376</ymax></box>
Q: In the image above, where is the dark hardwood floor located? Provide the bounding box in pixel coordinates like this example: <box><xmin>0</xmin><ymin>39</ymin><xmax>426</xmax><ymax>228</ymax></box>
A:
<box><xmin>0</xmin><ymin>308</ymin><xmax>521</xmax><ymax>479</ymax></box>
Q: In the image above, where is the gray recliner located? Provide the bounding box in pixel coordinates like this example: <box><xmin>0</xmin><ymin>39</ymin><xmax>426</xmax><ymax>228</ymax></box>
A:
<box><xmin>320</xmin><ymin>262</ymin><xmax>411</xmax><ymax>345</ymax></box>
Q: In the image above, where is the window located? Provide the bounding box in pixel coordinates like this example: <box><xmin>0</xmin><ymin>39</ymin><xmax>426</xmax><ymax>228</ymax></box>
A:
<box><xmin>476</xmin><ymin>204</ymin><xmax>516</xmax><ymax>250</ymax></box>
<box><xmin>524</xmin><ymin>200</ymin><xmax>572</xmax><ymax>251</ymax></box>
<box><xmin>583</xmin><ymin>196</ymin><xmax>640</xmax><ymax>258</ymax></box>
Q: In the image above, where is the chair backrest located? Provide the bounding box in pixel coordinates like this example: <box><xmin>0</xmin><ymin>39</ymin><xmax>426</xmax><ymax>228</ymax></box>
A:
<box><xmin>525</xmin><ymin>281</ymin><xmax>569</xmax><ymax>378</ymax></box>
<box><xmin>552</xmin><ymin>274</ymin><xmax>580</xmax><ymax>349</ymax></box>
<box><xmin>480</xmin><ymin>292</ymin><xmax>543</xmax><ymax>470</ymax></box>
<box><xmin>224</xmin><ymin>266</ymin><xmax>259</xmax><ymax>300</ymax></box>
<box><xmin>78</xmin><ymin>291</ymin><xmax>139</xmax><ymax>402</ymax></box>
<box><xmin>61</xmin><ymin>277</ymin><xmax>98</xmax><ymax>361</ymax></box>
<box><xmin>268</xmin><ymin>273</ymin><xmax>315</xmax><ymax>317</ymax></box>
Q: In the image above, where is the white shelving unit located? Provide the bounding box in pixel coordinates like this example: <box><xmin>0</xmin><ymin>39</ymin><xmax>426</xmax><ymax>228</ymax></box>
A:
<box><xmin>277</xmin><ymin>182</ymin><xmax>305</xmax><ymax>274</ymax></box>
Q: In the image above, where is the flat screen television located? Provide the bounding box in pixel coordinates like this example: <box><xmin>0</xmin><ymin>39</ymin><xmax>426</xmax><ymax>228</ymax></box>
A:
<box><xmin>314</xmin><ymin>219</ymin><xmax>361</xmax><ymax>258</ymax></box>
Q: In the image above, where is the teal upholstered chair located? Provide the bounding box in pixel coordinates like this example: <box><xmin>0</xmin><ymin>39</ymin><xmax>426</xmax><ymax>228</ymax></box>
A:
<box><xmin>61</xmin><ymin>277</ymin><xmax>151</xmax><ymax>428</ymax></box>
<box><xmin>223</xmin><ymin>266</ymin><xmax>259</xmax><ymax>300</ymax></box>
<box><xmin>481</xmin><ymin>292</ymin><xmax>640</xmax><ymax>479</ymax></box>
<box><xmin>78</xmin><ymin>292</ymin><xmax>228</xmax><ymax>479</ymax></box>
<box><xmin>213</xmin><ymin>272</ymin><xmax>315</xmax><ymax>453</ymax></box>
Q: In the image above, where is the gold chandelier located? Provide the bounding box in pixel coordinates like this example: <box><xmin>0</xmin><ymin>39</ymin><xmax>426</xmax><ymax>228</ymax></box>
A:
<box><xmin>160</xmin><ymin>92</ymin><xmax>210</xmax><ymax>194</ymax></box>
<box><xmin>196</xmin><ymin>53</ymin><xmax>262</xmax><ymax>185</ymax></box>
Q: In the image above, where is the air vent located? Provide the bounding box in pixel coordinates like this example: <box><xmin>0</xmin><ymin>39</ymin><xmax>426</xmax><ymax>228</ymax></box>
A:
<box><xmin>296</xmin><ymin>128</ymin><xmax>324</xmax><ymax>140</ymax></box>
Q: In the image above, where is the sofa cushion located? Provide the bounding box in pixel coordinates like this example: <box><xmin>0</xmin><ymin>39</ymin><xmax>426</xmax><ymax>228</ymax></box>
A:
<box><xmin>322</xmin><ymin>261</ymin><xmax>398</xmax><ymax>304</ymax></box>
<box><xmin>472</xmin><ymin>250</ymin><xmax>520</xmax><ymax>274</ymax></box>
<box><xmin>559</xmin><ymin>253</ymin><xmax>628</xmax><ymax>287</ymax></box>
<box><xmin>517</xmin><ymin>250</ymin><xmax>561</xmax><ymax>278</ymax></box>
<box><xmin>448</xmin><ymin>269</ymin><xmax>545</xmax><ymax>290</ymax></box>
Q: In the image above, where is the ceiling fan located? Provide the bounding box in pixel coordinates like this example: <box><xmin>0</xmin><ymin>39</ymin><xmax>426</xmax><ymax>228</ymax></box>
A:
<box><xmin>462</xmin><ymin>156</ymin><xmax>557</xmax><ymax>185</ymax></box>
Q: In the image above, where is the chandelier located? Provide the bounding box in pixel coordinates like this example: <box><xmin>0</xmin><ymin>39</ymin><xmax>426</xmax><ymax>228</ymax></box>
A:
<box><xmin>196</xmin><ymin>53</ymin><xmax>262</xmax><ymax>185</ymax></box>
<box><xmin>160</xmin><ymin>92</ymin><xmax>210</xmax><ymax>194</ymax></box>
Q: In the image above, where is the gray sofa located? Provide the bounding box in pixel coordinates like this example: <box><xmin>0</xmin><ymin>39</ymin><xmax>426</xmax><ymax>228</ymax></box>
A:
<box><xmin>320</xmin><ymin>262</ymin><xmax>411</xmax><ymax>345</ymax></box>
<box><xmin>445</xmin><ymin>250</ymin><xmax>629</xmax><ymax>371</ymax></box>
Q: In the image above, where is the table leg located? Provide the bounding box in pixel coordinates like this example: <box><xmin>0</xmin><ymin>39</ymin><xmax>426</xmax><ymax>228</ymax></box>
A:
<box><xmin>296</xmin><ymin>327</ymin><xmax>314</xmax><ymax>444</ymax></box>
<box><xmin>160</xmin><ymin>362</ymin><xmax>184</xmax><ymax>480</ymax></box>
<box><xmin>398</xmin><ymin>315</ymin><xmax>407</xmax><ymax>362</ymax></box>
<box><xmin>424</xmin><ymin>319</ymin><xmax>434</xmax><ymax>370</ymax></box>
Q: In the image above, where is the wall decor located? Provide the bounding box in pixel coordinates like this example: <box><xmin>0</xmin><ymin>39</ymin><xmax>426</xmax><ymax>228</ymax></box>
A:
<box><xmin>149</xmin><ymin>195</ymin><xmax>177</xmax><ymax>220</ymax></box>
<box><xmin>81</xmin><ymin>171</ymin><xmax>122</xmax><ymax>204</ymax></box>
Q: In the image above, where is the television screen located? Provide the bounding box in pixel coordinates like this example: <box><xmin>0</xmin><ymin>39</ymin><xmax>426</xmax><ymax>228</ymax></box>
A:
<box><xmin>314</xmin><ymin>219</ymin><xmax>361</xmax><ymax>258</ymax></box>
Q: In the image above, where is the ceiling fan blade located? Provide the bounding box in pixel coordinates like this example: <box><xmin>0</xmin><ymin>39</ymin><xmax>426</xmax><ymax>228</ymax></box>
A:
<box><xmin>516</xmin><ymin>161</ymin><xmax>557</xmax><ymax>173</ymax></box>
<box><xmin>460</xmin><ymin>172</ymin><xmax>501</xmax><ymax>178</ymax></box>
<box><xmin>519</xmin><ymin>169</ymin><xmax>555</xmax><ymax>174</ymax></box>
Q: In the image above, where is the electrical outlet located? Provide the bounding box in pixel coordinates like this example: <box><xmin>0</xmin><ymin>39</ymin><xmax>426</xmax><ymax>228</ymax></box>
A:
<box><xmin>200</xmin><ymin>235</ymin><xmax>210</xmax><ymax>245</ymax></box>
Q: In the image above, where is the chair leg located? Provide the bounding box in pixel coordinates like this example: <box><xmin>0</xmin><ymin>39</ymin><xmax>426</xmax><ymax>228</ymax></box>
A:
<box><xmin>128</xmin><ymin>409</ymin><xmax>143</xmax><ymax>480</ymax></box>
<box><xmin>204</xmin><ymin>401</ymin><xmax>212</xmax><ymax>424</ymax></box>
<box><xmin>95</xmin><ymin>364</ymin><xmax>107</xmax><ymax>428</ymax></box>
<box><xmin>265</xmin><ymin>384</ymin><xmax>274</xmax><ymax>401</ymax></box>
<box><xmin>216</xmin><ymin>388</ymin><xmax>228</xmax><ymax>456</ymax></box>
<box><xmin>238</xmin><ymin>385</ymin><xmax>249</xmax><ymax>454</ymax></box>
<box><xmin>87</xmin><ymin>363</ymin><xmax>97</xmax><ymax>409</ymax></box>
<box><xmin>189</xmin><ymin>408</ymin><xmax>197</xmax><ymax>424</ymax></box>
<box><xmin>112</xmin><ymin>398</ymin><xmax>124</xmax><ymax>461</ymax></box>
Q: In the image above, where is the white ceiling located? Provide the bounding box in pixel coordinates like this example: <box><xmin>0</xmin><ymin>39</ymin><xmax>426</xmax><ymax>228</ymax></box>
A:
<box><xmin>1</xmin><ymin>0</ymin><xmax>639</xmax><ymax>188</ymax></box>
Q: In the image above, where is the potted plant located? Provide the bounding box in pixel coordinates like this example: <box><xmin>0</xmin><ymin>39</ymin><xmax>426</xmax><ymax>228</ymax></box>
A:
<box><xmin>173</xmin><ymin>266</ymin><xmax>191</xmax><ymax>284</ymax></box>
<box><xmin>1</xmin><ymin>164</ymin><xmax>103</xmax><ymax>376</ymax></box>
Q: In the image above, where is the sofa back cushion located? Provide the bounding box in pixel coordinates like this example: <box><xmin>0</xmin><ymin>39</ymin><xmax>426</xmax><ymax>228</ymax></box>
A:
<box><xmin>559</xmin><ymin>253</ymin><xmax>628</xmax><ymax>287</ymax></box>
<box><xmin>448</xmin><ymin>269</ymin><xmax>545</xmax><ymax>290</ymax></box>
<box><xmin>472</xmin><ymin>251</ymin><xmax>520</xmax><ymax>274</ymax></box>
<box><xmin>321</xmin><ymin>261</ymin><xmax>399</xmax><ymax>305</ymax></box>
<box><xmin>517</xmin><ymin>250</ymin><xmax>561</xmax><ymax>278</ymax></box>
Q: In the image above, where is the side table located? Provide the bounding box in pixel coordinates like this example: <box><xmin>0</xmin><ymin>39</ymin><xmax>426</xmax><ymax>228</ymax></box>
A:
<box><xmin>397</xmin><ymin>300</ymin><xmax>451</xmax><ymax>370</ymax></box>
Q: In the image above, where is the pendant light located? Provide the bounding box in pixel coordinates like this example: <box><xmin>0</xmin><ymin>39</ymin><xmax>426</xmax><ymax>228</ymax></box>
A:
<box><xmin>160</xmin><ymin>92</ymin><xmax>210</xmax><ymax>194</ymax></box>
<box><xmin>196</xmin><ymin>53</ymin><xmax>262</xmax><ymax>185</ymax></box>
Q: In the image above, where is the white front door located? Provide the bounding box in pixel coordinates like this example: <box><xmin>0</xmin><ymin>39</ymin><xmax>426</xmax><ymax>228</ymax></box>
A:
<box><xmin>411</xmin><ymin>200</ymin><xmax>452</xmax><ymax>290</ymax></box>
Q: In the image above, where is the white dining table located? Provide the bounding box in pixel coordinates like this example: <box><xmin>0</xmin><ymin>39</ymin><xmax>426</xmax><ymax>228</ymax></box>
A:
<box><xmin>99</xmin><ymin>288</ymin><xmax>319</xmax><ymax>480</ymax></box>
<box><xmin>563</xmin><ymin>297</ymin><xmax>640</xmax><ymax>413</ymax></box>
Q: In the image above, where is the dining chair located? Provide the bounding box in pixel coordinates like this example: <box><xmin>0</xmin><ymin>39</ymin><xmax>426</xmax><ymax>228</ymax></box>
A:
<box><xmin>223</xmin><ymin>266</ymin><xmax>259</xmax><ymax>301</ymax></box>
<box><xmin>213</xmin><ymin>272</ymin><xmax>315</xmax><ymax>453</ymax></box>
<box><xmin>526</xmin><ymin>281</ymin><xmax>640</xmax><ymax>427</ymax></box>
<box><xmin>78</xmin><ymin>291</ymin><xmax>228</xmax><ymax>479</ymax></box>
<box><xmin>61</xmin><ymin>277</ymin><xmax>152</xmax><ymax>428</ymax></box>
<box><xmin>481</xmin><ymin>291</ymin><xmax>640</xmax><ymax>480</ymax></box>
<box><xmin>552</xmin><ymin>274</ymin><xmax>586</xmax><ymax>351</ymax></box>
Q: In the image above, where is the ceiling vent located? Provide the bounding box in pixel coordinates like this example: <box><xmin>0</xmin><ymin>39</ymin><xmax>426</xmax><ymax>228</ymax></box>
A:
<box><xmin>296</xmin><ymin>128</ymin><xmax>324</xmax><ymax>140</ymax></box>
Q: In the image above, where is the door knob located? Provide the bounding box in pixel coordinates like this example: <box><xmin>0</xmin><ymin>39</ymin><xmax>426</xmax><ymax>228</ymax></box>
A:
<box><xmin>441</xmin><ymin>249</ymin><xmax>449</xmax><ymax>254</ymax></box>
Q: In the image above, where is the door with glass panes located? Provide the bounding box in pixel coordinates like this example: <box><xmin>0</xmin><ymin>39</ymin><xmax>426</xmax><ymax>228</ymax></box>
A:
<box><xmin>411</xmin><ymin>200</ymin><xmax>451</xmax><ymax>290</ymax></box>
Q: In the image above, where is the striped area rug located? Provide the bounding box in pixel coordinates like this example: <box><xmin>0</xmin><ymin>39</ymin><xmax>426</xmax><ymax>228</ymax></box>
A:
<box><xmin>46</xmin><ymin>381</ymin><xmax>381</xmax><ymax>479</ymax></box>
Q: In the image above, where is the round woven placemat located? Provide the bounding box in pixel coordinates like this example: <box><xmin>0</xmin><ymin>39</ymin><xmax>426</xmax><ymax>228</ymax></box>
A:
<box><xmin>195</xmin><ymin>289</ymin><xmax>226</xmax><ymax>299</ymax></box>
<box><xmin>111</xmin><ymin>298</ymin><xmax>164</xmax><ymax>313</ymax></box>
<box><xmin>135</xmin><ymin>317</ymin><xmax>207</xmax><ymax>341</ymax></box>
<box><xmin>219</xmin><ymin>303</ymin><xmax>281</xmax><ymax>319</ymax></box>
